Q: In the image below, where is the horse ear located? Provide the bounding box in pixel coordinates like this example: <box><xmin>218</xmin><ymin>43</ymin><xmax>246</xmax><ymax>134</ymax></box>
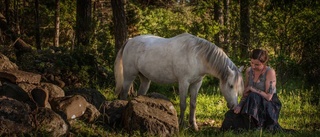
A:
<box><xmin>228</xmin><ymin>66</ymin><xmax>235</xmax><ymax>76</ymax></box>
<box><xmin>239</xmin><ymin>66</ymin><xmax>244</xmax><ymax>72</ymax></box>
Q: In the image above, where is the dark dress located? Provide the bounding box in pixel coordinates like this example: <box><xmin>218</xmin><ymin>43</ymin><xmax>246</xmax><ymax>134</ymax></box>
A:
<box><xmin>221</xmin><ymin>67</ymin><xmax>282</xmax><ymax>132</ymax></box>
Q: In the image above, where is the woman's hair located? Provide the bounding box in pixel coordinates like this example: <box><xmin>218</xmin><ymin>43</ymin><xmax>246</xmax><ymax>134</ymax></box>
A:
<box><xmin>250</xmin><ymin>49</ymin><xmax>269</xmax><ymax>63</ymax></box>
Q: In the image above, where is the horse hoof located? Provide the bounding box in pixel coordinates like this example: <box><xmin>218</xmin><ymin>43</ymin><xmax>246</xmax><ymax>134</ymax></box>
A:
<box><xmin>193</xmin><ymin>126</ymin><xmax>199</xmax><ymax>131</ymax></box>
<box><xmin>192</xmin><ymin>124</ymin><xmax>199</xmax><ymax>131</ymax></box>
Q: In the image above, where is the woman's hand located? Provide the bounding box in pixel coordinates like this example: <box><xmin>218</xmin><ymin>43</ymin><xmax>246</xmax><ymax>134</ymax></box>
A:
<box><xmin>249</xmin><ymin>86</ymin><xmax>261</xmax><ymax>93</ymax></box>
<box><xmin>233</xmin><ymin>105</ymin><xmax>242</xmax><ymax>114</ymax></box>
<box><xmin>243</xmin><ymin>86</ymin><xmax>252</xmax><ymax>96</ymax></box>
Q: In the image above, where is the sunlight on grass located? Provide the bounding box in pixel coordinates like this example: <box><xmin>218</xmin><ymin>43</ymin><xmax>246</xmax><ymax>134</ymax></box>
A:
<box><xmin>192</xmin><ymin>93</ymin><xmax>229</xmax><ymax>124</ymax></box>
<box><xmin>168</xmin><ymin>88</ymin><xmax>320</xmax><ymax>136</ymax></box>
<box><xmin>278</xmin><ymin>89</ymin><xmax>320</xmax><ymax>131</ymax></box>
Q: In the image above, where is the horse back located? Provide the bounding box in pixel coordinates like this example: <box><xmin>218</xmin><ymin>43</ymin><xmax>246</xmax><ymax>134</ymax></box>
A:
<box><xmin>121</xmin><ymin>34</ymin><xmax>203</xmax><ymax>84</ymax></box>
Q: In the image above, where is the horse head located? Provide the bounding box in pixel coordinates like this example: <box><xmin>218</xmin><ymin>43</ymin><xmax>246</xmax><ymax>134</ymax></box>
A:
<box><xmin>220</xmin><ymin>66</ymin><xmax>244</xmax><ymax>109</ymax></box>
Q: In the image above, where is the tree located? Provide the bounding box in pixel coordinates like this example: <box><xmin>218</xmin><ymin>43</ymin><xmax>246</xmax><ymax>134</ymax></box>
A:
<box><xmin>112</xmin><ymin>0</ymin><xmax>133</xmax><ymax>95</ymax></box>
<box><xmin>240</xmin><ymin>0</ymin><xmax>250</xmax><ymax>58</ymax></box>
<box><xmin>35</xmin><ymin>0</ymin><xmax>40</xmax><ymax>50</ymax></box>
<box><xmin>76</xmin><ymin>0</ymin><xmax>92</xmax><ymax>47</ymax></box>
<box><xmin>0</xmin><ymin>0</ymin><xmax>32</xmax><ymax>55</ymax></box>
<box><xmin>111</xmin><ymin>0</ymin><xmax>128</xmax><ymax>54</ymax></box>
<box><xmin>223</xmin><ymin>0</ymin><xmax>230</xmax><ymax>53</ymax></box>
<box><xmin>214</xmin><ymin>0</ymin><xmax>224</xmax><ymax>49</ymax></box>
<box><xmin>4</xmin><ymin>0</ymin><xmax>11</xmax><ymax>25</ymax></box>
<box><xmin>54</xmin><ymin>0</ymin><xmax>60</xmax><ymax>47</ymax></box>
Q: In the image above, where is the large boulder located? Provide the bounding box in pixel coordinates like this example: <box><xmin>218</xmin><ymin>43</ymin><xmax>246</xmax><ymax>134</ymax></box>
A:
<box><xmin>50</xmin><ymin>95</ymin><xmax>88</xmax><ymax>120</ymax></box>
<box><xmin>0</xmin><ymin>70</ymin><xmax>41</xmax><ymax>84</ymax></box>
<box><xmin>18</xmin><ymin>82</ymin><xmax>65</xmax><ymax>108</ymax></box>
<box><xmin>0</xmin><ymin>53</ymin><xmax>18</xmax><ymax>71</ymax></box>
<box><xmin>50</xmin><ymin>95</ymin><xmax>100</xmax><ymax>122</ymax></box>
<box><xmin>0</xmin><ymin>82</ymin><xmax>35</xmax><ymax>109</ymax></box>
<box><xmin>100</xmin><ymin>100</ymin><xmax>128</xmax><ymax>128</ymax></box>
<box><xmin>65</xmin><ymin>88</ymin><xmax>106</xmax><ymax>109</ymax></box>
<box><xmin>31</xmin><ymin>87</ymin><xmax>51</xmax><ymax>108</ymax></box>
<box><xmin>123</xmin><ymin>95</ymin><xmax>179</xmax><ymax>137</ymax></box>
<box><xmin>40</xmin><ymin>82</ymin><xmax>65</xmax><ymax>100</ymax></box>
<box><xmin>34</xmin><ymin>108</ymin><xmax>69</xmax><ymax>137</ymax></box>
<box><xmin>17</xmin><ymin>82</ymin><xmax>37</xmax><ymax>93</ymax></box>
<box><xmin>82</xmin><ymin>103</ymin><xmax>101</xmax><ymax>123</ymax></box>
<box><xmin>0</xmin><ymin>97</ymin><xmax>34</xmax><ymax>136</ymax></box>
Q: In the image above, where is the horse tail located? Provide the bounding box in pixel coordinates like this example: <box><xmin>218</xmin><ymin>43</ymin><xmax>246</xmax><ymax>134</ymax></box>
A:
<box><xmin>114</xmin><ymin>41</ymin><xmax>127</xmax><ymax>95</ymax></box>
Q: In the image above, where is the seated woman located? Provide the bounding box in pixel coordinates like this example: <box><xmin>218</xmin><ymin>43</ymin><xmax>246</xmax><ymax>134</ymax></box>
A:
<box><xmin>221</xmin><ymin>49</ymin><xmax>282</xmax><ymax>132</ymax></box>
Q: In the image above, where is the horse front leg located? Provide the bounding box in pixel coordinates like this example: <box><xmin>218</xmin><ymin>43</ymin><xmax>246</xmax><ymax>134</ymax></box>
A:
<box><xmin>189</xmin><ymin>80</ymin><xmax>203</xmax><ymax>131</ymax></box>
<box><xmin>178</xmin><ymin>81</ymin><xmax>189</xmax><ymax>129</ymax></box>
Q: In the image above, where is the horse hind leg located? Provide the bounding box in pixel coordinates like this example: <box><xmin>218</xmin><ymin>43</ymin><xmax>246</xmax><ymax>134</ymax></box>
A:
<box><xmin>137</xmin><ymin>73</ymin><xmax>151</xmax><ymax>95</ymax></box>
<box><xmin>119</xmin><ymin>75</ymin><xmax>136</xmax><ymax>100</ymax></box>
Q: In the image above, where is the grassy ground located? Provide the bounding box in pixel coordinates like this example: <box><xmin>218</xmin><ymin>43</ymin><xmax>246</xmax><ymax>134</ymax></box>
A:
<box><xmin>69</xmin><ymin>86</ymin><xmax>320</xmax><ymax>137</ymax></box>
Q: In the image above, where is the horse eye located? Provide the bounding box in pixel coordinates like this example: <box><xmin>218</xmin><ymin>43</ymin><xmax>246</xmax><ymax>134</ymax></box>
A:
<box><xmin>229</xmin><ymin>84</ymin><xmax>233</xmax><ymax>89</ymax></box>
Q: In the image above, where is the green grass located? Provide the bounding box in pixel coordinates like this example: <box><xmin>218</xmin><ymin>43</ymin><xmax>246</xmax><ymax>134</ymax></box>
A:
<box><xmin>69</xmin><ymin>87</ymin><xmax>320</xmax><ymax>137</ymax></box>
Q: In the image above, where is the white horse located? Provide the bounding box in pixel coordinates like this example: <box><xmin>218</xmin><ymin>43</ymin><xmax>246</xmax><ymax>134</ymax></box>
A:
<box><xmin>114</xmin><ymin>33</ymin><xmax>244</xmax><ymax>130</ymax></box>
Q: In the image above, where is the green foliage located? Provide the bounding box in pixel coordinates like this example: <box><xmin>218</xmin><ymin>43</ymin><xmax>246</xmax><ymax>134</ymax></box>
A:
<box><xmin>137</xmin><ymin>7</ymin><xmax>192</xmax><ymax>37</ymax></box>
<box><xmin>249</xmin><ymin>0</ymin><xmax>320</xmax><ymax>90</ymax></box>
<box><xmin>10</xmin><ymin>46</ymin><xmax>113</xmax><ymax>90</ymax></box>
<box><xmin>128</xmin><ymin>2</ymin><xmax>220</xmax><ymax>40</ymax></box>
<box><xmin>200</xmin><ymin>76</ymin><xmax>220</xmax><ymax>94</ymax></box>
<box><xmin>59</xmin><ymin>0</ymin><xmax>77</xmax><ymax>47</ymax></box>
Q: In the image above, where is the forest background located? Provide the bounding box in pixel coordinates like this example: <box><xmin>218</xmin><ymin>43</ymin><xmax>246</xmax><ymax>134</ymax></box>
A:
<box><xmin>0</xmin><ymin>0</ymin><xmax>319</xmax><ymax>135</ymax></box>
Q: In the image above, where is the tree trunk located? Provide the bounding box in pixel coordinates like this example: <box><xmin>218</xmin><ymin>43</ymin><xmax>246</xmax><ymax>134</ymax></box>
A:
<box><xmin>111</xmin><ymin>0</ymin><xmax>128</xmax><ymax>54</ymax></box>
<box><xmin>14</xmin><ymin>0</ymin><xmax>20</xmax><ymax>35</ymax></box>
<box><xmin>112</xmin><ymin>0</ymin><xmax>130</xmax><ymax>94</ymax></box>
<box><xmin>180</xmin><ymin>0</ymin><xmax>185</xmax><ymax>5</ymax></box>
<box><xmin>214</xmin><ymin>0</ymin><xmax>224</xmax><ymax>47</ymax></box>
<box><xmin>76</xmin><ymin>0</ymin><xmax>92</xmax><ymax>47</ymax></box>
<box><xmin>54</xmin><ymin>0</ymin><xmax>60</xmax><ymax>47</ymax></box>
<box><xmin>5</xmin><ymin>0</ymin><xmax>11</xmax><ymax>25</ymax></box>
<box><xmin>223</xmin><ymin>0</ymin><xmax>230</xmax><ymax>53</ymax></box>
<box><xmin>240</xmin><ymin>0</ymin><xmax>250</xmax><ymax>59</ymax></box>
<box><xmin>35</xmin><ymin>0</ymin><xmax>41</xmax><ymax>50</ymax></box>
<box><xmin>189</xmin><ymin>0</ymin><xmax>196</xmax><ymax>5</ymax></box>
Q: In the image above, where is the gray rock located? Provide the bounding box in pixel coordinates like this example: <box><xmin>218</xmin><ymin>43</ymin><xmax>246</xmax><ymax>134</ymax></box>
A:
<box><xmin>34</xmin><ymin>107</ymin><xmax>69</xmax><ymax>137</ymax></box>
<box><xmin>0</xmin><ymin>82</ymin><xmax>35</xmax><ymax>107</ymax></box>
<box><xmin>40</xmin><ymin>82</ymin><xmax>65</xmax><ymax>100</ymax></box>
<box><xmin>123</xmin><ymin>95</ymin><xmax>179</xmax><ymax>137</ymax></box>
<box><xmin>65</xmin><ymin>88</ymin><xmax>106</xmax><ymax>109</ymax></box>
<box><xmin>0</xmin><ymin>53</ymin><xmax>18</xmax><ymax>71</ymax></box>
<box><xmin>0</xmin><ymin>70</ymin><xmax>41</xmax><ymax>84</ymax></box>
<box><xmin>100</xmin><ymin>100</ymin><xmax>128</xmax><ymax>128</ymax></box>
<box><xmin>0</xmin><ymin>97</ymin><xmax>34</xmax><ymax>136</ymax></box>
<box><xmin>50</xmin><ymin>95</ymin><xmax>88</xmax><ymax>120</ymax></box>
<box><xmin>31</xmin><ymin>87</ymin><xmax>51</xmax><ymax>108</ymax></box>
<box><xmin>50</xmin><ymin>95</ymin><xmax>100</xmax><ymax>122</ymax></box>
<box><xmin>82</xmin><ymin>103</ymin><xmax>101</xmax><ymax>123</ymax></box>
<box><xmin>17</xmin><ymin>82</ymin><xmax>37</xmax><ymax>93</ymax></box>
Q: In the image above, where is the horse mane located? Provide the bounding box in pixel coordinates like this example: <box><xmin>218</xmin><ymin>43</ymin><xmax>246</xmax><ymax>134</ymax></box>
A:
<box><xmin>177</xmin><ymin>33</ymin><xmax>241</xmax><ymax>83</ymax></box>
